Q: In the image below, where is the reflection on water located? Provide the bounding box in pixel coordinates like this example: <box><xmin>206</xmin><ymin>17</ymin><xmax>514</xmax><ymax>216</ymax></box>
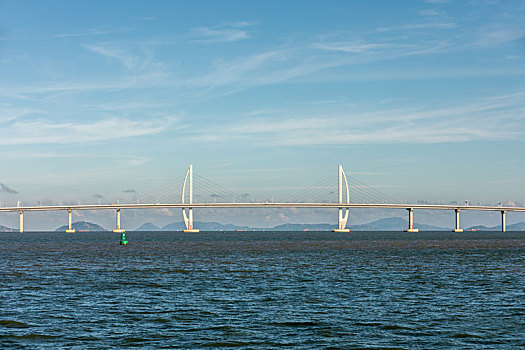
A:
<box><xmin>1</xmin><ymin>231</ymin><xmax>524</xmax><ymax>348</ymax></box>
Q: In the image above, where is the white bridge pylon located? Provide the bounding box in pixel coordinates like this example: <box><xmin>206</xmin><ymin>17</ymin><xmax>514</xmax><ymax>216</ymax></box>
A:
<box><xmin>181</xmin><ymin>164</ymin><xmax>351</xmax><ymax>233</ymax></box>
<box><xmin>335</xmin><ymin>165</ymin><xmax>351</xmax><ymax>232</ymax></box>
<box><xmin>182</xmin><ymin>164</ymin><xmax>199</xmax><ymax>232</ymax></box>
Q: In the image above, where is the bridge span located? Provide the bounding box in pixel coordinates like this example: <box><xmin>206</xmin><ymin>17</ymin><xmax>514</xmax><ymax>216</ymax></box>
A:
<box><xmin>1</xmin><ymin>165</ymin><xmax>522</xmax><ymax>233</ymax></box>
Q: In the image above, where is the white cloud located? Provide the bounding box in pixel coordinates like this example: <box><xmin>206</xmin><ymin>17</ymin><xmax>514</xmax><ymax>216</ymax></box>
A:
<box><xmin>126</xmin><ymin>156</ymin><xmax>149</xmax><ymax>166</ymax></box>
<box><xmin>190</xmin><ymin>27</ymin><xmax>248</xmax><ymax>43</ymax></box>
<box><xmin>0</xmin><ymin>106</ymin><xmax>41</xmax><ymax>123</ymax></box>
<box><xmin>54</xmin><ymin>28</ymin><xmax>131</xmax><ymax>38</ymax></box>
<box><xmin>188</xmin><ymin>22</ymin><xmax>256</xmax><ymax>43</ymax></box>
<box><xmin>1</xmin><ymin>6</ymin><xmax>522</xmax><ymax>151</ymax></box>
<box><xmin>0</xmin><ymin>117</ymin><xmax>179</xmax><ymax>145</ymax></box>
<box><xmin>82</xmin><ymin>44</ymin><xmax>139</xmax><ymax>69</ymax></box>
<box><xmin>136</xmin><ymin>17</ymin><xmax>156</xmax><ymax>21</ymax></box>
<box><xmin>2</xmin><ymin>11</ymin><xmax>517</xmax><ymax>108</ymax></box>
<box><xmin>471</xmin><ymin>27</ymin><xmax>525</xmax><ymax>48</ymax></box>
<box><xmin>189</xmin><ymin>92</ymin><xmax>525</xmax><ymax>146</ymax></box>
<box><xmin>375</xmin><ymin>21</ymin><xmax>456</xmax><ymax>32</ymax></box>
<box><xmin>312</xmin><ymin>42</ymin><xmax>392</xmax><ymax>53</ymax></box>
<box><xmin>419</xmin><ymin>9</ymin><xmax>440</xmax><ymax>16</ymax></box>
<box><xmin>185</xmin><ymin>49</ymin><xmax>292</xmax><ymax>87</ymax></box>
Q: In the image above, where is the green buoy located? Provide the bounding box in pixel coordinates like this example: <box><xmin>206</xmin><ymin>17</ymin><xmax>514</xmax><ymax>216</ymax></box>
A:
<box><xmin>120</xmin><ymin>232</ymin><xmax>128</xmax><ymax>245</ymax></box>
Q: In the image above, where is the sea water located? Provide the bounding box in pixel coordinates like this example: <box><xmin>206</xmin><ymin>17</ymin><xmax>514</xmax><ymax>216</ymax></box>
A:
<box><xmin>1</xmin><ymin>231</ymin><xmax>524</xmax><ymax>349</ymax></box>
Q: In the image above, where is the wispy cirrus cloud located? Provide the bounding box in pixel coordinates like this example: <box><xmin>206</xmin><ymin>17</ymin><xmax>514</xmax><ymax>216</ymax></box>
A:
<box><xmin>419</xmin><ymin>9</ymin><xmax>440</xmax><ymax>16</ymax></box>
<box><xmin>82</xmin><ymin>44</ymin><xmax>140</xmax><ymax>69</ymax></box>
<box><xmin>184</xmin><ymin>49</ymin><xmax>294</xmax><ymax>88</ymax></box>
<box><xmin>375</xmin><ymin>21</ymin><xmax>456</xmax><ymax>32</ymax></box>
<box><xmin>1</xmin><ymin>151</ymin><xmax>150</xmax><ymax>166</ymax></box>
<box><xmin>81</xmin><ymin>40</ymin><xmax>168</xmax><ymax>76</ymax></box>
<box><xmin>190</xmin><ymin>91</ymin><xmax>525</xmax><ymax>146</ymax></box>
<box><xmin>1</xmin><ymin>6</ymin><xmax>522</xmax><ymax>142</ymax></box>
<box><xmin>0</xmin><ymin>117</ymin><xmax>179</xmax><ymax>145</ymax></box>
<box><xmin>0</xmin><ymin>70</ymin><xmax>170</xmax><ymax>99</ymax></box>
<box><xmin>188</xmin><ymin>22</ymin><xmax>256</xmax><ymax>43</ymax></box>
<box><xmin>54</xmin><ymin>27</ymin><xmax>132</xmax><ymax>38</ymax></box>
<box><xmin>312</xmin><ymin>22</ymin><xmax>457</xmax><ymax>62</ymax></box>
<box><xmin>126</xmin><ymin>157</ymin><xmax>149</xmax><ymax>166</ymax></box>
<box><xmin>0</xmin><ymin>106</ymin><xmax>42</xmax><ymax>123</ymax></box>
<box><xmin>135</xmin><ymin>17</ymin><xmax>156</xmax><ymax>21</ymax></box>
<box><xmin>312</xmin><ymin>42</ymin><xmax>393</xmax><ymax>54</ymax></box>
<box><xmin>2</xmin><ymin>9</ymin><xmax>518</xmax><ymax>106</ymax></box>
<box><xmin>471</xmin><ymin>26</ymin><xmax>525</xmax><ymax>48</ymax></box>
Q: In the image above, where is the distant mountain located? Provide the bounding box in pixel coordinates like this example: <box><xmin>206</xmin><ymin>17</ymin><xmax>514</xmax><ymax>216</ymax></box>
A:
<box><xmin>466</xmin><ymin>225</ymin><xmax>491</xmax><ymax>231</ymax></box>
<box><xmin>133</xmin><ymin>216</ymin><xmax>449</xmax><ymax>232</ymax></box>
<box><xmin>160</xmin><ymin>221</ymin><xmax>186</xmax><ymax>231</ymax></box>
<box><xmin>192</xmin><ymin>222</ymin><xmax>252</xmax><ymax>231</ymax></box>
<box><xmin>272</xmin><ymin>223</ymin><xmax>333</xmax><ymax>231</ymax></box>
<box><xmin>55</xmin><ymin>221</ymin><xmax>107</xmax><ymax>232</ymax></box>
<box><xmin>466</xmin><ymin>222</ymin><xmax>525</xmax><ymax>231</ymax></box>
<box><xmin>0</xmin><ymin>224</ymin><xmax>16</xmax><ymax>232</ymax></box>
<box><xmin>271</xmin><ymin>217</ymin><xmax>445</xmax><ymax>231</ymax></box>
<box><xmin>159</xmin><ymin>221</ymin><xmax>251</xmax><ymax>231</ymax></box>
<box><xmin>350</xmin><ymin>217</ymin><xmax>445</xmax><ymax>231</ymax></box>
<box><xmin>134</xmin><ymin>217</ymin><xmax>525</xmax><ymax>232</ymax></box>
<box><xmin>507</xmin><ymin>222</ymin><xmax>525</xmax><ymax>231</ymax></box>
<box><xmin>351</xmin><ymin>217</ymin><xmax>408</xmax><ymax>231</ymax></box>
<box><xmin>135</xmin><ymin>222</ymin><xmax>161</xmax><ymax>231</ymax></box>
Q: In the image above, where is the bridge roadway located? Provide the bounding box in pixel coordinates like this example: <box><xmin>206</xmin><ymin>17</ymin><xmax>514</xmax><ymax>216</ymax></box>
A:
<box><xmin>1</xmin><ymin>202</ymin><xmax>525</xmax><ymax>212</ymax></box>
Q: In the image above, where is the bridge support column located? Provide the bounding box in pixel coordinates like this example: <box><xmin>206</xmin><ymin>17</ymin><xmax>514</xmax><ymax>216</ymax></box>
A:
<box><xmin>66</xmin><ymin>209</ymin><xmax>75</xmax><ymax>233</ymax></box>
<box><xmin>19</xmin><ymin>210</ymin><xmax>23</xmax><ymax>233</ymax></box>
<box><xmin>333</xmin><ymin>165</ymin><xmax>350</xmax><ymax>233</ymax></box>
<box><xmin>187</xmin><ymin>208</ymin><xmax>198</xmax><ymax>232</ymax></box>
<box><xmin>453</xmin><ymin>209</ymin><xmax>463</xmax><ymax>232</ymax></box>
<box><xmin>182</xmin><ymin>164</ymin><xmax>199</xmax><ymax>233</ymax></box>
<box><xmin>113</xmin><ymin>208</ymin><xmax>125</xmax><ymax>233</ymax></box>
<box><xmin>405</xmin><ymin>208</ymin><xmax>419</xmax><ymax>232</ymax></box>
<box><xmin>501</xmin><ymin>210</ymin><xmax>506</xmax><ymax>233</ymax></box>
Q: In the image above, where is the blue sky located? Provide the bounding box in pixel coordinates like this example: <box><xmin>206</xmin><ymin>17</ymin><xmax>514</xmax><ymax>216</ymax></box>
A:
<box><xmin>0</xmin><ymin>1</ymin><xmax>524</xmax><ymax>229</ymax></box>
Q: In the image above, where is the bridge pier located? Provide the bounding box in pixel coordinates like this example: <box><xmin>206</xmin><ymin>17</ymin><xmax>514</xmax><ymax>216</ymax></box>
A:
<box><xmin>186</xmin><ymin>208</ymin><xmax>199</xmax><ymax>232</ymax></box>
<box><xmin>453</xmin><ymin>209</ymin><xmax>463</xmax><ymax>232</ymax></box>
<box><xmin>333</xmin><ymin>165</ymin><xmax>350</xmax><ymax>233</ymax></box>
<box><xmin>19</xmin><ymin>210</ymin><xmax>23</xmax><ymax>233</ymax></box>
<box><xmin>182</xmin><ymin>164</ymin><xmax>199</xmax><ymax>233</ymax></box>
<box><xmin>405</xmin><ymin>208</ymin><xmax>419</xmax><ymax>232</ymax></box>
<box><xmin>112</xmin><ymin>208</ymin><xmax>125</xmax><ymax>233</ymax></box>
<box><xmin>501</xmin><ymin>210</ymin><xmax>506</xmax><ymax>232</ymax></box>
<box><xmin>66</xmin><ymin>209</ymin><xmax>75</xmax><ymax>233</ymax></box>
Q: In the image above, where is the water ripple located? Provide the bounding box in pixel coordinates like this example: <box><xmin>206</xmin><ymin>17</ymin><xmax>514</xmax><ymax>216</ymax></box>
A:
<box><xmin>0</xmin><ymin>231</ymin><xmax>524</xmax><ymax>348</ymax></box>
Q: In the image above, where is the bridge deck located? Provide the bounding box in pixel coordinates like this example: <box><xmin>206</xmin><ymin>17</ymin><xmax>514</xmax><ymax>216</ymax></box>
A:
<box><xmin>1</xmin><ymin>203</ymin><xmax>524</xmax><ymax>212</ymax></box>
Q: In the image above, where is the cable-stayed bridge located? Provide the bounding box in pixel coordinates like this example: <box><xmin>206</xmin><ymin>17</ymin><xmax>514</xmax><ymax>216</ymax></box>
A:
<box><xmin>1</xmin><ymin>165</ymin><xmax>523</xmax><ymax>233</ymax></box>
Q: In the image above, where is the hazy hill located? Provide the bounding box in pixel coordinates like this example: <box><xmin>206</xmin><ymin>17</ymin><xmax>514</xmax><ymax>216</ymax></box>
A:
<box><xmin>272</xmin><ymin>218</ymin><xmax>445</xmax><ymax>231</ymax></box>
<box><xmin>160</xmin><ymin>221</ymin><xmax>186</xmax><ymax>231</ymax></box>
<box><xmin>132</xmin><ymin>217</ymin><xmax>448</xmax><ymax>232</ymax></box>
<box><xmin>507</xmin><ymin>222</ymin><xmax>525</xmax><ymax>231</ymax></box>
<box><xmin>0</xmin><ymin>224</ymin><xmax>16</xmax><ymax>232</ymax></box>
<box><xmin>135</xmin><ymin>222</ymin><xmax>161</xmax><ymax>231</ymax></box>
<box><xmin>272</xmin><ymin>223</ymin><xmax>333</xmax><ymax>231</ymax></box>
<box><xmin>467</xmin><ymin>225</ymin><xmax>491</xmax><ymax>231</ymax></box>
<box><xmin>55</xmin><ymin>221</ymin><xmax>107</xmax><ymax>232</ymax></box>
<box><xmin>466</xmin><ymin>222</ymin><xmax>525</xmax><ymax>231</ymax></box>
<box><xmin>161</xmin><ymin>221</ymin><xmax>251</xmax><ymax>231</ymax></box>
<box><xmin>46</xmin><ymin>218</ymin><xmax>525</xmax><ymax>232</ymax></box>
<box><xmin>351</xmin><ymin>217</ymin><xmax>445</xmax><ymax>231</ymax></box>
